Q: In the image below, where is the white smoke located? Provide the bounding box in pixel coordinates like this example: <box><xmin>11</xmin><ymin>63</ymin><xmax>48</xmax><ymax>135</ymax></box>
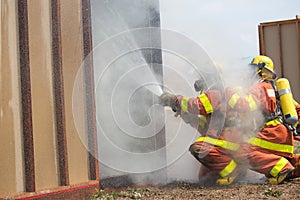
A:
<box><xmin>74</xmin><ymin>0</ymin><xmax>268</xmax><ymax>187</ymax></box>
<box><xmin>88</xmin><ymin>0</ymin><xmax>170</xmax><ymax>186</ymax></box>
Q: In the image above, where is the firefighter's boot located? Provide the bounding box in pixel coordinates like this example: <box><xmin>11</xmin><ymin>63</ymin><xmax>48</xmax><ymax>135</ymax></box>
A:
<box><xmin>268</xmin><ymin>168</ymin><xmax>294</xmax><ymax>185</ymax></box>
<box><xmin>216</xmin><ymin>172</ymin><xmax>239</xmax><ymax>186</ymax></box>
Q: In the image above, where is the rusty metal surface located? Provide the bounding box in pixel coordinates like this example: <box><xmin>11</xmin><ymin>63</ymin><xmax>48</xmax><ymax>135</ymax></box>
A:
<box><xmin>17</xmin><ymin>0</ymin><xmax>35</xmax><ymax>193</ymax></box>
<box><xmin>81</xmin><ymin>0</ymin><xmax>99</xmax><ymax>181</ymax></box>
<box><xmin>51</xmin><ymin>0</ymin><xmax>69</xmax><ymax>186</ymax></box>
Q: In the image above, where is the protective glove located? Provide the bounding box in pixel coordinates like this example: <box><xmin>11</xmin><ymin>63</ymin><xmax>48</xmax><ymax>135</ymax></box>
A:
<box><xmin>159</xmin><ymin>92</ymin><xmax>178</xmax><ymax>112</ymax></box>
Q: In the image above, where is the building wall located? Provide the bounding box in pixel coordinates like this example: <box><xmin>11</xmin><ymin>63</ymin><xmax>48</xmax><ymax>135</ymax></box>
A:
<box><xmin>0</xmin><ymin>0</ymin><xmax>24</xmax><ymax>194</ymax></box>
<box><xmin>27</xmin><ymin>0</ymin><xmax>58</xmax><ymax>189</ymax></box>
<box><xmin>0</xmin><ymin>0</ymin><xmax>98</xmax><ymax>198</ymax></box>
<box><xmin>60</xmin><ymin>0</ymin><xmax>89</xmax><ymax>185</ymax></box>
<box><xmin>259</xmin><ymin>16</ymin><xmax>300</xmax><ymax>102</ymax></box>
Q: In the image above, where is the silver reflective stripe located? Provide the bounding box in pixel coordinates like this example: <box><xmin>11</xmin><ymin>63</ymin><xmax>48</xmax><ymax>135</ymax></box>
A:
<box><xmin>278</xmin><ymin>88</ymin><xmax>291</xmax><ymax>96</ymax></box>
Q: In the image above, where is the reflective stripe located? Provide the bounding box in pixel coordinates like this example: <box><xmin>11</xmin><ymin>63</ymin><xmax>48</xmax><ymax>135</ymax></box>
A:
<box><xmin>246</xmin><ymin>94</ymin><xmax>258</xmax><ymax>111</ymax></box>
<box><xmin>219</xmin><ymin>160</ymin><xmax>237</xmax><ymax>177</ymax></box>
<box><xmin>228</xmin><ymin>93</ymin><xmax>239</xmax><ymax>108</ymax></box>
<box><xmin>228</xmin><ymin>93</ymin><xmax>258</xmax><ymax>111</ymax></box>
<box><xmin>278</xmin><ymin>88</ymin><xmax>291</xmax><ymax>96</ymax></box>
<box><xmin>199</xmin><ymin>115</ymin><xmax>207</xmax><ymax>129</ymax></box>
<box><xmin>198</xmin><ymin>94</ymin><xmax>213</xmax><ymax>114</ymax></box>
<box><xmin>181</xmin><ymin>97</ymin><xmax>189</xmax><ymax>112</ymax></box>
<box><xmin>247</xmin><ymin>137</ymin><xmax>294</xmax><ymax>154</ymax></box>
<box><xmin>196</xmin><ymin>136</ymin><xmax>240</xmax><ymax>151</ymax></box>
<box><xmin>267</xmin><ymin>89</ymin><xmax>276</xmax><ymax>97</ymax></box>
<box><xmin>265</xmin><ymin>118</ymin><xmax>282</xmax><ymax>126</ymax></box>
<box><xmin>270</xmin><ymin>157</ymin><xmax>289</xmax><ymax>177</ymax></box>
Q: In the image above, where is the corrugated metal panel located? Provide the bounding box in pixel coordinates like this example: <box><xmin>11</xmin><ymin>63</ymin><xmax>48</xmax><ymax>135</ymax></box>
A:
<box><xmin>259</xmin><ymin>16</ymin><xmax>300</xmax><ymax>102</ymax></box>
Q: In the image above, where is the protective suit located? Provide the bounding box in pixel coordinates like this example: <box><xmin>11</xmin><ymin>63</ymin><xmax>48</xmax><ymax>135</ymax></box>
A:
<box><xmin>160</xmin><ymin>79</ymin><xmax>245</xmax><ymax>185</ymax></box>
<box><xmin>227</xmin><ymin>55</ymin><xmax>300</xmax><ymax>185</ymax></box>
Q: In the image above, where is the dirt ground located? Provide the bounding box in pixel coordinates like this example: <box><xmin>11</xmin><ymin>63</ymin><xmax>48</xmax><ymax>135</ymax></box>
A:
<box><xmin>92</xmin><ymin>177</ymin><xmax>300</xmax><ymax>200</ymax></box>
<box><xmin>92</xmin><ymin>143</ymin><xmax>300</xmax><ymax>199</ymax></box>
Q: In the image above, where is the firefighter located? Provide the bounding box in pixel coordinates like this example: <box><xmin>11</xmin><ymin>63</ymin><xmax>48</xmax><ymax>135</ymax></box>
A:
<box><xmin>227</xmin><ymin>55</ymin><xmax>300</xmax><ymax>185</ymax></box>
<box><xmin>160</xmin><ymin>75</ymin><xmax>245</xmax><ymax>186</ymax></box>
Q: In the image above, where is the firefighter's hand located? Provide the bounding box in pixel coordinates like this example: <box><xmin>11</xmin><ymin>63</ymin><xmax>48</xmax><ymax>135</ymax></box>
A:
<box><xmin>159</xmin><ymin>92</ymin><xmax>177</xmax><ymax>109</ymax></box>
<box><xmin>294</xmin><ymin>135</ymin><xmax>300</xmax><ymax>141</ymax></box>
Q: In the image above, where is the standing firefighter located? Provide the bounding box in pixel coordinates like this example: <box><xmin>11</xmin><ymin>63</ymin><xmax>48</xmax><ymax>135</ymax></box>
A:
<box><xmin>160</xmin><ymin>76</ymin><xmax>245</xmax><ymax>186</ymax></box>
<box><xmin>228</xmin><ymin>55</ymin><xmax>300</xmax><ymax>185</ymax></box>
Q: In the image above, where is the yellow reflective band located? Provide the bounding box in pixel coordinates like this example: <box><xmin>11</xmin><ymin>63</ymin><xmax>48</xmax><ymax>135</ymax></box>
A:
<box><xmin>228</xmin><ymin>93</ymin><xmax>239</xmax><ymax>108</ymax></box>
<box><xmin>265</xmin><ymin>119</ymin><xmax>282</xmax><ymax>126</ymax></box>
<box><xmin>219</xmin><ymin>160</ymin><xmax>237</xmax><ymax>177</ymax></box>
<box><xmin>247</xmin><ymin>137</ymin><xmax>294</xmax><ymax>154</ymax></box>
<box><xmin>199</xmin><ymin>115</ymin><xmax>207</xmax><ymax>129</ymax></box>
<box><xmin>198</xmin><ymin>94</ymin><xmax>213</xmax><ymax>114</ymax></box>
<box><xmin>246</xmin><ymin>94</ymin><xmax>258</xmax><ymax>111</ymax></box>
<box><xmin>196</xmin><ymin>136</ymin><xmax>240</xmax><ymax>151</ymax></box>
<box><xmin>269</xmin><ymin>157</ymin><xmax>289</xmax><ymax>177</ymax></box>
<box><xmin>181</xmin><ymin>97</ymin><xmax>189</xmax><ymax>112</ymax></box>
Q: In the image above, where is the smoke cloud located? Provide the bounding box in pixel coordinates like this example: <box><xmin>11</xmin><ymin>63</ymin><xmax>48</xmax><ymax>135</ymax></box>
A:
<box><xmin>72</xmin><ymin>0</ymin><xmax>267</xmax><ymax>186</ymax></box>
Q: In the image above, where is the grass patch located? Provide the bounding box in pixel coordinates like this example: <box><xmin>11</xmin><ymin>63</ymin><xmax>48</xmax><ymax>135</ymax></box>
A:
<box><xmin>263</xmin><ymin>187</ymin><xmax>283</xmax><ymax>198</ymax></box>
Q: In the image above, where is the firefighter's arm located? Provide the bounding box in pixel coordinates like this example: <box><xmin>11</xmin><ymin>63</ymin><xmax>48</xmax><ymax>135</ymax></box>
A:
<box><xmin>159</xmin><ymin>90</ymin><xmax>221</xmax><ymax>115</ymax></box>
<box><xmin>294</xmin><ymin>135</ymin><xmax>300</xmax><ymax>141</ymax></box>
<box><xmin>294</xmin><ymin>99</ymin><xmax>300</xmax><ymax>119</ymax></box>
<box><xmin>181</xmin><ymin>112</ymin><xmax>202</xmax><ymax>130</ymax></box>
<box><xmin>294</xmin><ymin>99</ymin><xmax>300</xmax><ymax>140</ymax></box>
<box><xmin>177</xmin><ymin>90</ymin><xmax>222</xmax><ymax>115</ymax></box>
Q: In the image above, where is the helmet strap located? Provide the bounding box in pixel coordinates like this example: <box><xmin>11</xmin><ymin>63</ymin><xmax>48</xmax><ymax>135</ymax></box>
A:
<box><xmin>256</xmin><ymin>68</ymin><xmax>262</xmax><ymax>78</ymax></box>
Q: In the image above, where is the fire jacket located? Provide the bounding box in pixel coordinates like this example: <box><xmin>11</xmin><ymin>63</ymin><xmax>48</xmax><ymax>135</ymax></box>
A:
<box><xmin>227</xmin><ymin>80</ymin><xmax>300</xmax><ymax>158</ymax></box>
<box><xmin>226</xmin><ymin>80</ymin><xmax>300</xmax><ymax>179</ymax></box>
<box><xmin>175</xmin><ymin>89</ymin><xmax>243</xmax><ymax>178</ymax></box>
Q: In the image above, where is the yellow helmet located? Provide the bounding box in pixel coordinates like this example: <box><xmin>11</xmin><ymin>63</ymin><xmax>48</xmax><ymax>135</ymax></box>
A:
<box><xmin>250</xmin><ymin>55</ymin><xmax>276</xmax><ymax>80</ymax></box>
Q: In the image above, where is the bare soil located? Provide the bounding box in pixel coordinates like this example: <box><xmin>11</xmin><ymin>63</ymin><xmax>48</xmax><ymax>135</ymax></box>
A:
<box><xmin>92</xmin><ymin>178</ymin><xmax>300</xmax><ymax>200</ymax></box>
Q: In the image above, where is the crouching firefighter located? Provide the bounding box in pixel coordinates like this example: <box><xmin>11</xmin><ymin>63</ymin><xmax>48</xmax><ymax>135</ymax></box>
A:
<box><xmin>227</xmin><ymin>55</ymin><xmax>300</xmax><ymax>185</ymax></box>
<box><xmin>160</xmin><ymin>76</ymin><xmax>245</xmax><ymax>186</ymax></box>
